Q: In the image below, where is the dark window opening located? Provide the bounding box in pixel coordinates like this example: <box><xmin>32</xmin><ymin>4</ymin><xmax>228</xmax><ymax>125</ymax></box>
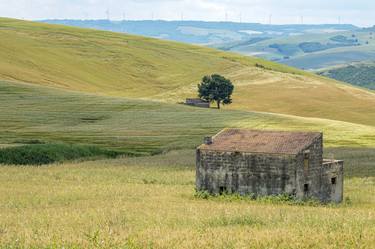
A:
<box><xmin>304</xmin><ymin>184</ymin><xmax>309</xmax><ymax>193</ymax></box>
<box><xmin>219</xmin><ymin>186</ymin><xmax>227</xmax><ymax>195</ymax></box>
<box><xmin>331</xmin><ymin>177</ymin><xmax>337</xmax><ymax>185</ymax></box>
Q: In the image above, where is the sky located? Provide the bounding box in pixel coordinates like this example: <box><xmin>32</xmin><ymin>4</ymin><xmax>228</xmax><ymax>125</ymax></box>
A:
<box><xmin>0</xmin><ymin>0</ymin><xmax>373</xmax><ymax>27</ymax></box>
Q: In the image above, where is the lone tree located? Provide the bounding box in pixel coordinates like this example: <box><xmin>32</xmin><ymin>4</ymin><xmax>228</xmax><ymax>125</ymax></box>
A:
<box><xmin>198</xmin><ymin>74</ymin><xmax>234</xmax><ymax>109</ymax></box>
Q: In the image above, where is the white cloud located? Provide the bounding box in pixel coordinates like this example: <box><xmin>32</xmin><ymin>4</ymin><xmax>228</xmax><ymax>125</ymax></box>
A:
<box><xmin>0</xmin><ymin>0</ymin><xmax>373</xmax><ymax>26</ymax></box>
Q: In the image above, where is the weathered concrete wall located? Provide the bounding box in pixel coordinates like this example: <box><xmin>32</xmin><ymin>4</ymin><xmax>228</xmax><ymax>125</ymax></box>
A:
<box><xmin>295</xmin><ymin>134</ymin><xmax>324</xmax><ymax>201</ymax></box>
<box><xmin>196</xmin><ymin>150</ymin><xmax>297</xmax><ymax>196</ymax></box>
<box><xmin>321</xmin><ymin>160</ymin><xmax>344</xmax><ymax>203</ymax></box>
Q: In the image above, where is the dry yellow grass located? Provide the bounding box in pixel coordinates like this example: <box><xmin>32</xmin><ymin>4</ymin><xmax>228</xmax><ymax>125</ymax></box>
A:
<box><xmin>0</xmin><ymin>150</ymin><xmax>374</xmax><ymax>248</ymax></box>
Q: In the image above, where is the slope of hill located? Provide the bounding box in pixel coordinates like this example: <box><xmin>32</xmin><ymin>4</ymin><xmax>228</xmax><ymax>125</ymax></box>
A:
<box><xmin>1</xmin><ymin>18</ymin><xmax>375</xmax><ymax>127</ymax></box>
<box><xmin>0</xmin><ymin>18</ymin><xmax>300</xmax><ymax>96</ymax></box>
<box><xmin>318</xmin><ymin>62</ymin><xmax>375</xmax><ymax>90</ymax></box>
<box><xmin>40</xmin><ymin>19</ymin><xmax>375</xmax><ymax>90</ymax></box>
<box><xmin>1</xmin><ymin>80</ymin><xmax>374</xmax><ymax>156</ymax></box>
<box><xmin>41</xmin><ymin>19</ymin><xmax>357</xmax><ymax>45</ymax></box>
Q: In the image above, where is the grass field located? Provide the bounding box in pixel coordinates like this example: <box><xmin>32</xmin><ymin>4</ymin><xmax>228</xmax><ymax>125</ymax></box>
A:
<box><xmin>0</xmin><ymin>18</ymin><xmax>374</xmax><ymax>248</ymax></box>
<box><xmin>0</xmin><ymin>149</ymin><xmax>374</xmax><ymax>248</ymax></box>
<box><xmin>1</xmin><ymin>18</ymin><xmax>375</xmax><ymax>127</ymax></box>
<box><xmin>1</xmin><ymin>80</ymin><xmax>375</xmax><ymax>157</ymax></box>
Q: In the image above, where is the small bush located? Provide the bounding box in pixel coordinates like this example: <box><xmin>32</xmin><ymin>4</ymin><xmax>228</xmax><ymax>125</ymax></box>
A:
<box><xmin>0</xmin><ymin>143</ymin><xmax>121</xmax><ymax>166</ymax></box>
<box><xmin>194</xmin><ymin>190</ymin><xmax>210</xmax><ymax>199</ymax></box>
<box><xmin>255</xmin><ymin>63</ymin><xmax>266</xmax><ymax>69</ymax></box>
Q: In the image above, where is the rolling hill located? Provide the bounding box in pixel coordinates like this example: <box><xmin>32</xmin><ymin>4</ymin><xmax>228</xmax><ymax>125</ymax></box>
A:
<box><xmin>318</xmin><ymin>61</ymin><xmax>375</xmax><ymax>90</ymax></box>
<box><xmin>1</xmin><ymin>18</ymin><xmax>375</xmax><ymax>128</ymax></box>
<box><xmin>1</xmin><ymin>80</ymin><xmax>374</xmax><ymax>156</ymax></box>
<box><xmin>40</xmin><ymin>19</ymin><xmax>375</xmax><ymax>90</ymax></box>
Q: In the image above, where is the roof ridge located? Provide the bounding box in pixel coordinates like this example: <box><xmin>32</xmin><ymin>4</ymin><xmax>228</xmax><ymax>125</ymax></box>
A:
<box><xmin>199</xmin><ymin>128</ymin><xmax>322</xmax><ymax>155</ymax></box>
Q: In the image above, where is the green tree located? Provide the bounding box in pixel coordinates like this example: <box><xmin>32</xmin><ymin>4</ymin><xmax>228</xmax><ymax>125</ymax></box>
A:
<box><xmin>198</xmin><ymin>74</ymin><xmax>234</xmax><ymax>109</ymax></box>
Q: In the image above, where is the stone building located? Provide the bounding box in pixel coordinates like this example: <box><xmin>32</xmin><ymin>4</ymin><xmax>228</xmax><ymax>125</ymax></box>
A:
<box><xmin>196</xmin><ymin>129</ymin><xmax>343</xmax><ymax>203</ymax></box>
<box><xmin>185</xmin><ymin>98</ymin><xmax>210</xmax><ymax>108</ymax></box>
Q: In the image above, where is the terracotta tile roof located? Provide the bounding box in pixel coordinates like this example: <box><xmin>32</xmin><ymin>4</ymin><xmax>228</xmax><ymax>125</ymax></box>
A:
<box><xmin>198</xmin><ymin>129</ymin><xmax>322</xmax><ymax>155</ymax></box>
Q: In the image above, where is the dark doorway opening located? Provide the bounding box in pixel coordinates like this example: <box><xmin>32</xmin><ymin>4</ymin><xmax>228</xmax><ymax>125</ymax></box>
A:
<box><xmin>304</xmin><ymin>184</ymin><xmax>309</xmax><ymax>193</ymax></box>
<box><xmin>219</xmin><ymin>186</ymin><xmax>227</xmax><ymax>195</ymax></box>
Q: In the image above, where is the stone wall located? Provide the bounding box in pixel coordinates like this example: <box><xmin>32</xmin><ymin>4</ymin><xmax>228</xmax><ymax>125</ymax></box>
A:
<box><xmin>321</xmin><ymin>160</ymin><xmax>344</xmax><ymax>203</ymax></box>
<box><xmin>186</xmin><ymin>98</ymin><xmax>210</xmax><ymax>108</ymax></box>
<box><xmin>196</xmin><ymin>150</ymin><xmax>297</xmax><ymax>196</ymax></box>
<box><xmin>295</xmin><ymin>134</ymin><xmax>324</xmax><ymax>200</ymax></box>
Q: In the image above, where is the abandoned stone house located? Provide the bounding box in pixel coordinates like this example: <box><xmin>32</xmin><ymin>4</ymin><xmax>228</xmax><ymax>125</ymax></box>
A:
<box><xmin>196</xmin><ymin>129</ymin><xmax>344</xmax><ymax>203</ymax></box>
<box><xmin>185</xmin><ymin>98</ymin><xmax>210</xmax><ymax>108</ymax></box>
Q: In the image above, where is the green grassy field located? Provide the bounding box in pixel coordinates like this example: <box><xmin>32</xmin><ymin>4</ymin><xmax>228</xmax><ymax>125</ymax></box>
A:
<box><xmin>1</xmin><ymin>18</ymin><xmax>375</xmax><ymax>127</ymax></box>
<box><xmin>0</xmin><ymin>149</ymin><xmax>374</xmax><ymax>248</ymax></box>
<box><xmin>1</xmin><ymin>80</ymin><xmax>375</xmax><ymax>157</ymax></box>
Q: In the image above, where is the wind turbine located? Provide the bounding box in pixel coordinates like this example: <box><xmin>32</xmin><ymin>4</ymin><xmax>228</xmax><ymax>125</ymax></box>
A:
<box><xmin>105</xmin><ymin>8</ymin><xmax>110</xmax><ymax>20</ymax></box>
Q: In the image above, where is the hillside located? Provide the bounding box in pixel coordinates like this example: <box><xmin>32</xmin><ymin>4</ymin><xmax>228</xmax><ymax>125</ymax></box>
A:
<box><xmin>318</xmin><ymin>62</ymin><xmax>375</xmax><ymax>90</ymax></box>
<box><xmin>39</xmin><ymin>19</ymin><xmax>375</xmax><ymax>90</ymax></box>
<box><xmin>1</xmin><ymin>18</ymin><xmax>375</xmax><ymax>128</ymax></box>
<box><xmin>1</xmin><ymin>80</ymin><xmax>374</xmax><ymax>156</ymax></box>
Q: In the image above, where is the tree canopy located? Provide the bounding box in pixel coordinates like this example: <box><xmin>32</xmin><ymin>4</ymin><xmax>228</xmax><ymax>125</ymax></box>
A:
<box><xmin>197</xmin><ymin>74</ymin><xmax>234</xmax><ymax>109</ymax></box>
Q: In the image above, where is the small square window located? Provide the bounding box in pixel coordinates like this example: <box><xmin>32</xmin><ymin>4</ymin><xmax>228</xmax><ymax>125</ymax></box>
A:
<box><xmin>331</xmin><ymin>177</ymin><xmax>337</xmax><ymax>185</ymax></box>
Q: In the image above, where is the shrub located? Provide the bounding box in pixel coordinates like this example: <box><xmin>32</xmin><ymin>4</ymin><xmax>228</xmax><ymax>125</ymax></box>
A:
<box><xmin>0</xmin><ymin>143</ymin><xmax>121</xmax><ymax>166</ymax></box>
<box><xmin>194</xmin><ymin>190</ymin><xmax>210</xmax><ymax>199</ymax></box>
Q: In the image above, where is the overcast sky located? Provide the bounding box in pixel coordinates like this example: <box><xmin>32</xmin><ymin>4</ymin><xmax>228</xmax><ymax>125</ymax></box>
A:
<box><xmin>0</xmin><ymin>0</ymin><xmax>373</xmax><ymax>27</ymax></box>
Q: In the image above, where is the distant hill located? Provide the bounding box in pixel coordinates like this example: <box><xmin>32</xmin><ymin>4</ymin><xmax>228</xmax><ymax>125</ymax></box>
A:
<box><xmin>42</xmin><ymin>20</ymin><xmax>375</xmax><ymax>72</ymax></box>
<box><xmin>41</xmin><ymin>19</ymin><xmax>357</xmax><ymax>45</ymax></box>
<box><xmin>41</xmin><ymin>19</ymin><xmax>375</xmax><ymax>90</ymax></box>
<box><xmin>1</xmin><ymin>18</ymin><xmax>375</xmax><ymax>127</ymax></box>
<box><xmin>213</xmin><ymin>28</ymin><xmax>375</xmax><ymax>73</ymax></box>
<box><xmin>318</xmin><ymin>62</ymin><xmax>375</xmax><ymax>90</ymax></box>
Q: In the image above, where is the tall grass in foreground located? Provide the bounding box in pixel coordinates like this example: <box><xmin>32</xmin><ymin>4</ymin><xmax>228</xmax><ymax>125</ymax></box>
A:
<box><xmin>0</xmin><ymin>149</ymin><xmax>373</xmax><ymax>248</ymax></box>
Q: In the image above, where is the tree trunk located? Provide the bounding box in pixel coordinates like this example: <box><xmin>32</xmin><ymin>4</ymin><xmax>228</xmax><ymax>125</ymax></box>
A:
<box><xmin>217</xmin><ymin>100</ymin><xmax>221</xmax><ymax>109</ymax></box>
